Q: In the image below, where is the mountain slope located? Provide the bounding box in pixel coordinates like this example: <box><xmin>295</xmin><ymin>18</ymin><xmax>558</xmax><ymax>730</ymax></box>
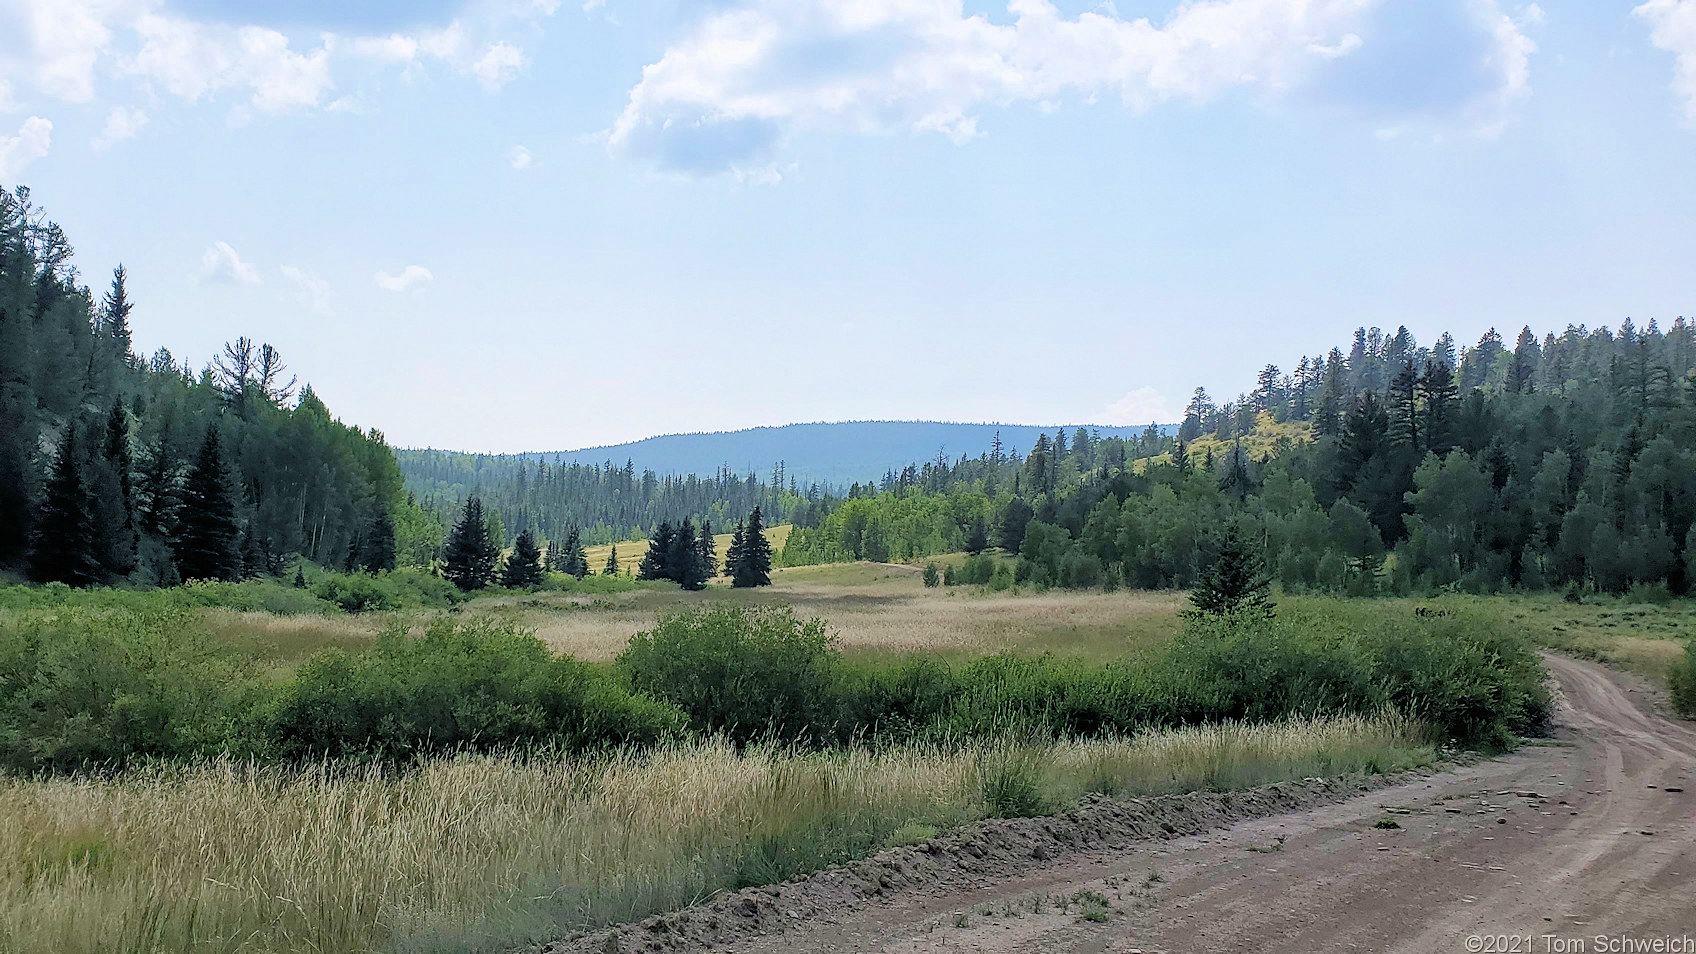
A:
<box><xmin>411</xmin><ymin>421</ymin><xmax>1175</xmax><ymax>487</ymax></box>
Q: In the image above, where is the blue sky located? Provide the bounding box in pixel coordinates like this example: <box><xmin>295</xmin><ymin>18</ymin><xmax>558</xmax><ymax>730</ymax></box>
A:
<box><xmin>1</xmin><ymin>0</ymin><xmax>1693</xmax><ymax>453</ymax></box>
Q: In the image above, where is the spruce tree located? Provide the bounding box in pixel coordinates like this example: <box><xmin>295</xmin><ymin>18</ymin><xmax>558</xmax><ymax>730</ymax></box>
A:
<box><xmin>1189</xmin><ymin>523</ymin><xmax>1274</xmax><ymax>619</ymax></box>
<box><xmin>501</xmin><ymin>528</ymin><xmax>545</xmax><ymax>588</ymax></box>
<box><xmin>90</xmin><ymin>397</ymin><xmax>137</xmax><ymax>578</ymax></box>
<box><xmin>568</xmin><ymin>527</ymin><xmax>589</xmax><ymax>579</ymax></box>
<box><xmin>637</xmin><ymin>521</ymin><xmax>675</xmax><ymax>581</ymax></box>
<box><xmin>724</xmin><ymin>520</ymin><xmax>745</xmax><ymax>578</ymax></box>
<box><xmin>965</xmin><ymin>515</ymin><xmax>989</xmax><ymax>554</ymax></box>
<box><xmin>697</xmin><ymin>518</ymin><xmax>717</xmax><ymax>577</ymax></box>
<box><xmin>358</xmin><ymin>505</ymin><xmax>396</xmax><ymax>573</ymax></box>
<box><xmin>732</xmin><ymin>506</ymin><xmax>772</xmax><ymax>588</ymax></box>
<box><xmin>1170</xmin><ymin>439</ymin><xmax>1191</xmax><ymax>476</ymax></box>
<box><xmin>670</xmin><ymin>519</ymin><xmax>707</xmax><ymax>590</ymax></box>
<box><xmin>29</xmin><ymin>426</ymin><xmax>103</xmax><ymax>586</ymax></box>
<box><xmin>442</xmin><ymin>496</ymin><xmax>499</xmax><ymax>590</ymax></box>
<box><xmin>603</xmin><ymin>544</ymin><xmax>619</xmax><ymax>576</ymax></box>
<box><xmin>543</xmin><ymin>538</ymin><xmax>561</xmax><ymax>573</ymax></box>
<box><xmin>173</xmin><ymin>426</ymin><xmax>242</xmax><ymax>582</ymax></box>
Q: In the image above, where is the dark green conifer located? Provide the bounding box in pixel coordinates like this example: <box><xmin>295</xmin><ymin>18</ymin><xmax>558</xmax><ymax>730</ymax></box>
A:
<box><xmin>731</xmin><ymin>506</ymin><xmax>772</xmax><ymax>588</ymax></box>
<box><xmin>603</xmin><ymin>544</ymin><xmax>619</xmax><ymax>576</ymax></box>
<box><xmin>1189</xmin><ymin>523</ymin><xmax>1274</xmax><ymax>620</ymax></box>
<box><xmin>29</xmin><ymin>426</ymin><xmax>103</xmax><ymax>587</ymax></box>
<box><xmin>637</xmin><ymin>521</ymin><xmax>675</xmax><ymax>581</ymax></box>
<box><xmin>442</xmin><ymin>496</ymin><xmax>499</xmax><ymax>590</ymax></box>
<box><xmin>501</xmin><ymin>528</ymin><xmax>545</xmax><ymax>588</ymax></box>
<box><xmin>173</xmin><ymin>426</ymin><xmax>242</xmax><ymax>582</ymax></box>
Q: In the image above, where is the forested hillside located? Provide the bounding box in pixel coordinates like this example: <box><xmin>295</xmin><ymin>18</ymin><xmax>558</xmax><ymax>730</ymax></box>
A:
<box><xmin>412</xmin><ymin>421</ymin><xmax>1172</xmax><ymax>489</ymax></box>
<box><xmin>0</xmin><ymin>186</ymin><xmax>412</xmax><ymax>585</ymax></box>
<box><xmin>785</xmin><ymin>321</ymin><xmax>1696</xmax><ymax>596</ymax></box>
<box><xmin>398</xmin><ymin>423</ymin><xmax>1177</xmax><ymax>548</ymax></box>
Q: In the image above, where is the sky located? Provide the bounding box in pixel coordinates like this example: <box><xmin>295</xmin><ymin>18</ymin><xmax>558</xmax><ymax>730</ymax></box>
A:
<box><xmin>1</xmin><ymin>0</ymin><xmax>1693</xmax><ymax>453</ymax></box>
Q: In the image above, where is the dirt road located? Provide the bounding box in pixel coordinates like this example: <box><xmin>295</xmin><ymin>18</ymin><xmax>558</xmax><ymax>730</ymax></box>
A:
<box><xmin>727</xmin><ymin>654</ymin><xmax>1695</xmax><ymax>954</ymax></box>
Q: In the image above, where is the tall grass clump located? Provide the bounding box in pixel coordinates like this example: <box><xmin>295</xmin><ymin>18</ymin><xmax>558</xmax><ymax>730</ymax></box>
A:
<box><xmin>0</xmin><ymin>715</ymin><xmax>1428</xmax><ymax>954</ymax></box>
<box><xmin>1669</xmin><ymin>640</ymin><xmax>1696</xmax><ymax>718</ymax></box>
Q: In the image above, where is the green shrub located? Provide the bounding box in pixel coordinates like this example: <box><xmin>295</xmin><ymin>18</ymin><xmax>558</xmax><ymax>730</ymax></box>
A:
<box><xmin>958</xmin><ymin>554</ymin><xmax>995</xmax><ymax>586</ymax></box>
<box><xmin>618</xmin><ymin>607</ymin><xmax>838</xmax><ymax>744</ymax></box>
<box><xmin>0</xmin><ymin>609</ymin><xmax>252</xmax><ymax>771</ymax></box>
<box><xmin>262</xmin><ymin>616</ymin><xmax>683</xmax><ymax>758</ymax></box>
<box><xmin>1670</xmin><ymin>641</ymin><xmax>1696</xmax><ymax>719</ymax></box>
<box><xmin>922</xmin><ymin>564</ymin><xmax>940</xmax><ymax>588</ymax></box>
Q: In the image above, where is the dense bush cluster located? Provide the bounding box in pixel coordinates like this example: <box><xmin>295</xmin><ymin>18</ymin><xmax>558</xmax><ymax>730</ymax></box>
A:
<box><xmin>0</xmin><ymin>600</ymin><xmax>1548</xmax><ymax>773</ymax></box>
<box><xmin>617</xmin><ymin>602</ymin><xmax>1547</xmax><ymax>751</ymax></box>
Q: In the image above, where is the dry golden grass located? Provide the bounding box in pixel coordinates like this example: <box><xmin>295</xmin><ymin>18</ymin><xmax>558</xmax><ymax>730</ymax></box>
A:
<box><xmin>0</xmin><ymin>715</ymin><xmax>1427</xmax><ymax>954</ymax></box>
<box><xmin>491</xmin><ymin>564</ymin><xmax>1186</xmax><ymax>663</ymax></box>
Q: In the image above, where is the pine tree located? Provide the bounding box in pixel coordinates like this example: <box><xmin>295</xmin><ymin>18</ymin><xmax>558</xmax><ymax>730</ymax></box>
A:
<box><xmin>670</xmin><ymin>518</ymin><xmax>708</xmax><ymax>590</ymax></box>
<box><xmin>442</xmin><ymin>496</ymin><xmax>499</xmax><ymax>590</ymax></box>
<box><xmin>696</xmin><ymin>518</ymin><xmax>717</xmax><ymax>577</ymax></box>
<box><xmin>965</xmin><ymin>515</ymin><xmax>990</xmax><ymax>554</ymax></box>
<box><xmin>732</xmin><ymin>506</ymin><xmax>773</xmax><ymax>588</ymax></box>
<box><xmin>358</xmin><ymin>505</ymin><xmax>396</xmax><ymax>573</ymax></box>
<box><xmin>501</xmin><ymin>528</ymin><xmax>545</xmax><ymax>588</ymax></box>
<box><xmin>637</xmin><ymin>521</ymin><xmax>675</xmax><ymax>581</ymax></box>
<box><xmin>90</xmin><ymin>397</ymin><xmax>137</xmax><ymax>578</ymax></box>
<box><xmin>29</xmin><ymin>426</ymin><xmax>103</xmax><ymax>586</ymax></box>
<box><xmin>173</xmin><ymin>426</ymin><xmax>242</xmax><ymax>582</ymax></box>
<box><xmin>562</xmin><ymin>526</ymin><xmax>588</xmax><ymax>579</ymax></box>
<box><xmin>1188</xmin><ymin>523</ymin><xmax>1274</xmax><ymax>619</ymax></box>
<box><xmin>1388</xmin><ymin>361</ymin><xmax>1420</xmax><ymax>452</ymax></box>
<box><xmin>603</xmin><ymin>544</ymin><xmax>619</xmax><ymax>576</ymax></box>
<box><xmin>724</xmin><ymin>519</ymin><xmax>745</xmax><ymax>578</ymax></box>
<box><xmin>1417</xmin><ymin>360</ymin><xmax>1459</xmax><ymax>455</ymax></box>
<box><xmin>543</xmin><ymin>537</ymin><xmax>561</xmax><ymax>573</ymax></box>
<box><xmin>1170</xmin><ymin>439</ymin><xmax>1192</xmax><ymax>476</ymax></box>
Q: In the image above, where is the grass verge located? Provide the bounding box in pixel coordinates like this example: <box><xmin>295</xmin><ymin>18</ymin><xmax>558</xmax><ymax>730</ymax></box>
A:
<box><xmin>0</xmin><ymin>714</ymin><xmax>1428</xmax><ymax>954</ymax></box>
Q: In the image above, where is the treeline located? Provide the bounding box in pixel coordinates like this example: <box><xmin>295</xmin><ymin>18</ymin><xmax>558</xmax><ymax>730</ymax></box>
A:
<box><xmin>0</xmin><ymin>186</ymin><xmax>417</xmax><ymax>586</ymax></box>
<box><xmin>396</xmin><ymin>450</ymin><xmax>828</xmax><ymax>547</ymax></box>
<box><xmin>788</xmin><ymin>319</ymin><xmax>1696</xmax><ymax>596</ymax></box>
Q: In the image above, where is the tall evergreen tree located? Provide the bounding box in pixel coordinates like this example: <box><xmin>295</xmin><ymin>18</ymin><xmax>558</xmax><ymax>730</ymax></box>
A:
<box><xmin>173</xmin><ymin>425</ymin><xmax>242</xmax><ymax>582</ymax></box>
<box><xmin>696</xmin><ymin>518</ymin><xmax>717</xmax><ymax>577</ymax></box>
<box><xmin>724</xmin><ymin>519</ymin><xmax>745</xmax><ymax>578</ymax></box>
<box><xmin>1417</xmin><ymin>360</ymin><xmax>1459</xmax><ymax>456</ymax></box>
<box><xmin>732</xmin><ymin>506</ymin><xmax>773</xmax><ymax>588</ymax></box>
<box><xmin>1188</xmin><ymin>523</ymin><xmax>1274</xmax><ymax>619</ymax></box>
<box><xmin>29</xmin><ymin>426</ymin><xmax>102</xmax><ymax>587</ymax></box>
<box><xmin>603</xmin><ymin>544</ymin><xmax>620</xmax><ymax>576</ymax></box>
<box><xmin>670</xmin><ymin>518</ymin><xmax>707</xmax><ymax>590</ymax></box>
<box><xmin>637</xmin><ymin>521</ymin><xmax>675</xmax><ymax>581</ymax></box>
<box><xmin>442</xmin><ymin>496</ymin><xmax>499</xmax><ymax>590</ymax></box>
<box><xmin>965</xmin><ymin>515</ymin><xmax>990</xmax><ymax>554</ymax></box>
<box><xmin>355</xmin><ymin>504</ymin><xmax>396</xmax><ymax>573</ymax></box>
<box><xmin>89</xmin><ymin>397</ymin><xmax>137</xmax><ymax>578</ymax></box>
<box><xmin>501</xmin><ymin>527</ymin><xmax>545</xmax><ymax>588</ymax></box>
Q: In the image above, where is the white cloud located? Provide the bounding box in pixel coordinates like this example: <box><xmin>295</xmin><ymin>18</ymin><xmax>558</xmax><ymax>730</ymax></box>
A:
<box><xmin>509</xmin><ymin>144</ymin><xmax>533</xmax><ymax>169</ymax></box>
<box><xmin>375</xmin><ymin>265</ymin><xmax>433</xmax><ymax>292</ymax></box>
<box><xmin>0</xmin><ymin>116</ymin><xmax>53</xmax><ymax>179</ymax></box>
<box><xmin>280</xmin><ymin>264</ymin><xmax>334</xmax><ymax>314</ymax></box>
<box><xmin>346</xmin><ymin>34</ymin><xmax>420</xmax><ymax>64</ymax></box>
<box><xmin>1102</xmin><ymin>387</ymin><xmax>1176</xmax><ymax>426</ymax></box>
<box><xmin>610</xmin><ymin>0</ymin><xmax>1543</xmax><ymax>172</ymax></box>
<box><xmin>1636</xmin><ymin>0</ymin><xmax>1696</xmax><ymax>121</ymax></box>
<box><xmin>0</xmin><ymin>2</ymin><xmax>549</xmax><ymax>118</ymax></box>
<box><xmin>127</xmin><ymin>16</ymin><xmax>333</xmax><ymax>113</ymax></box>
<box><xmin>92</xmin><ymin>105</ymin><xmax>147</xmax><ymax>148</ymax></box>
<box><xmin>471</xmin><ymin>41</ymin><xmax>525</xmax><ymax>91</ymax></box>
<box><xmin>198</xmin><ymin>241</ymin><xmax>262</xmax><ymax>284</ymax></box>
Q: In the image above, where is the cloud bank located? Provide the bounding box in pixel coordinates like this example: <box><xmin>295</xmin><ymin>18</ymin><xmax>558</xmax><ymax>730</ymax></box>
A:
<box><xmin>608</xmin><ymin>0</ymin><xmax>1542</xmax><ymax>174</ymax></box>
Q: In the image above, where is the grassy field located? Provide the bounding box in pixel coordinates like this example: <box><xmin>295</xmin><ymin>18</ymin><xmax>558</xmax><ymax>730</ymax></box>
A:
<box><xmin>581</xmin><ymin>524</ymin><xmax>793</xmax><ymax>578</ymax></box>
<box><xmin>0</xmin><ymin>715</ymin><xmax>1427</xmax><ymax>954</ymax></box>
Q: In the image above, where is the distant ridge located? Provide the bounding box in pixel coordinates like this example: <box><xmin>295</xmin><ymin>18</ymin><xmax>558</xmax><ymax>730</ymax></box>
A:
<box><xmin>410</xmin><ymin>420</ymin><xmax>1177</xmax><ymax>487</ymax></box>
